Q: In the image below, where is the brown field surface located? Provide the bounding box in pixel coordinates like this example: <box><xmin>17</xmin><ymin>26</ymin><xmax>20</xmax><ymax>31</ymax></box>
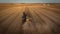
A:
<box><xmin>0</xmin><ymin>3</ymin><xmax>60</xmax><ymax>34</ymax></box>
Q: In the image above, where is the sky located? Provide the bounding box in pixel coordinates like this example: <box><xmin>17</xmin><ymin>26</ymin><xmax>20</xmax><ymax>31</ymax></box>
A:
<box><xmin>0</xmin><ymin>0</ymin><xmax>60</xmax><ymax>3</ymax></box>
